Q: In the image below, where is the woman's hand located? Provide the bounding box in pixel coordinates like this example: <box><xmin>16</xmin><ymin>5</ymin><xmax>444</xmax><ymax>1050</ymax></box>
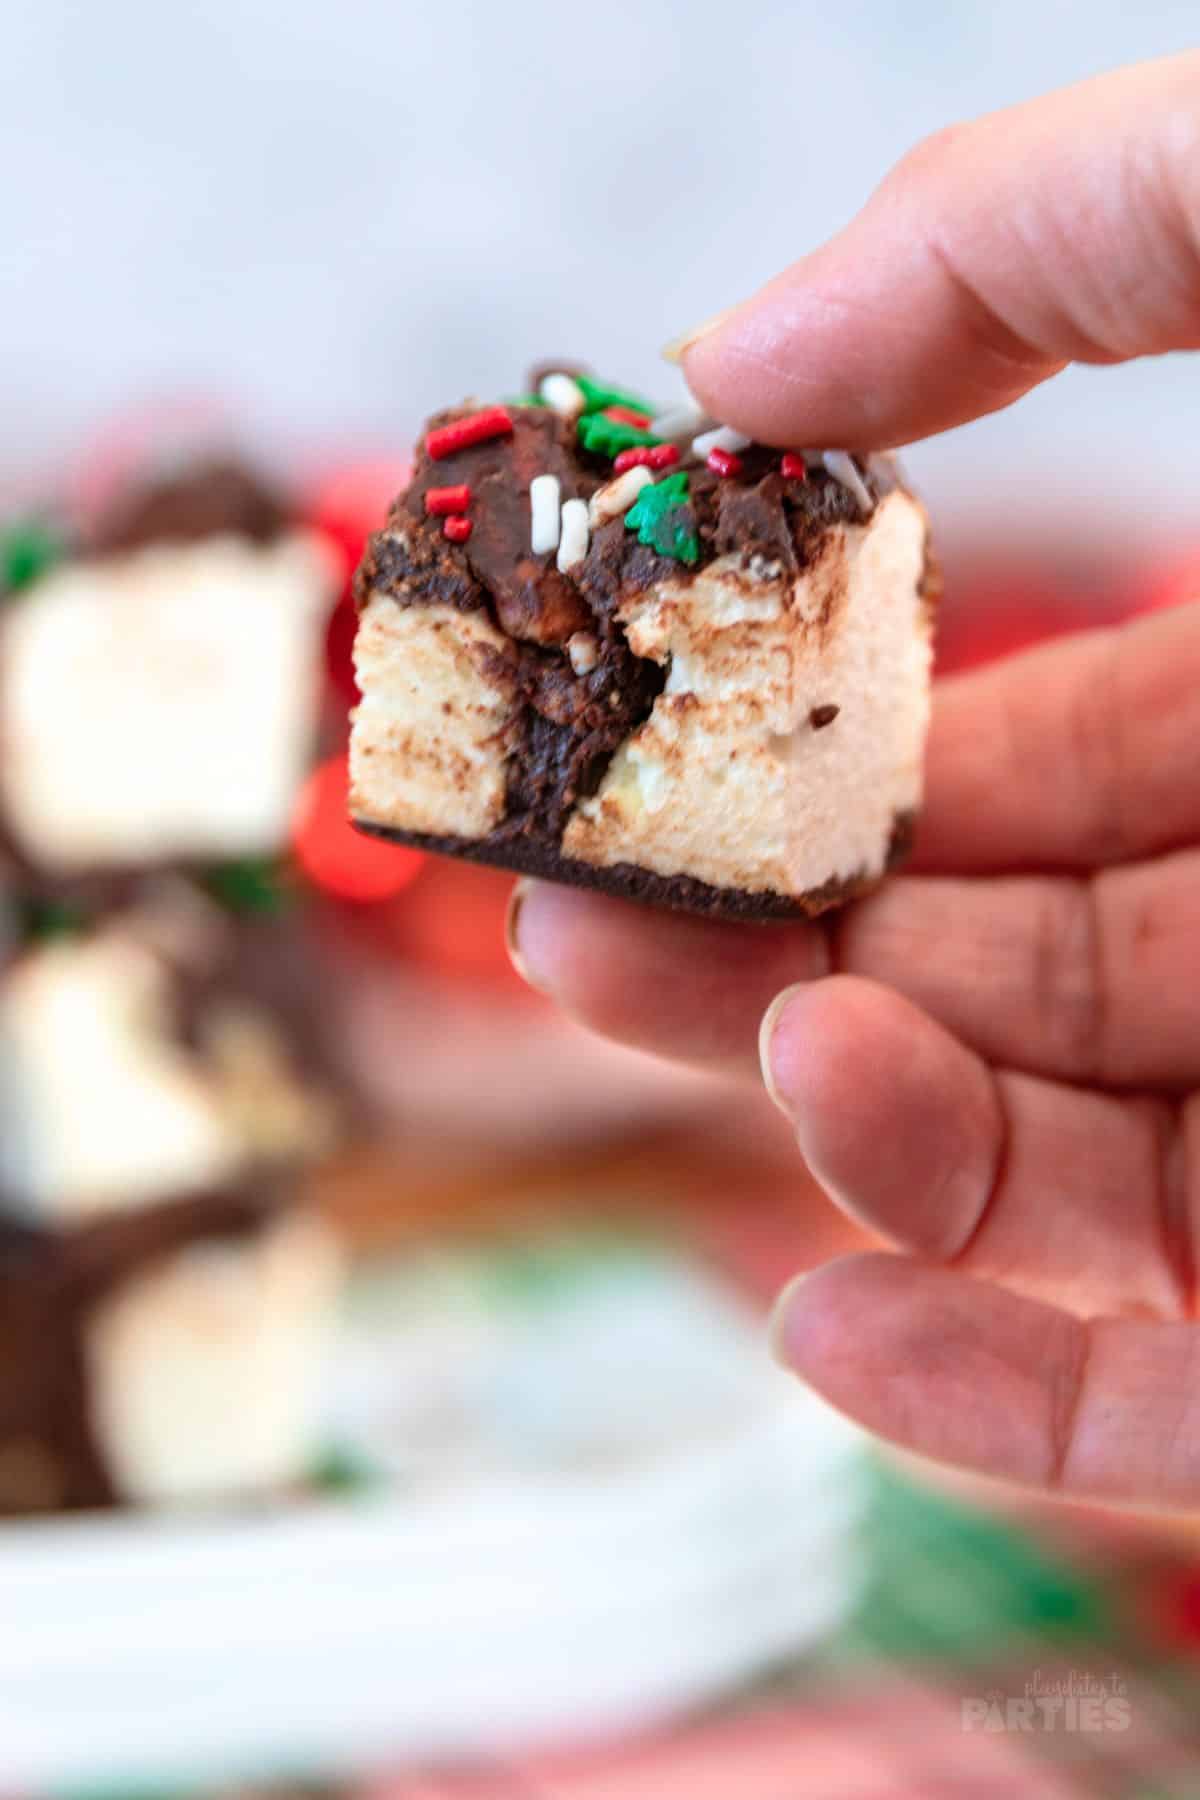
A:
<box><xmin>509</xmin><ymin>53</ymin><xmax>1200</xmax><ymax>1509</ymax></box>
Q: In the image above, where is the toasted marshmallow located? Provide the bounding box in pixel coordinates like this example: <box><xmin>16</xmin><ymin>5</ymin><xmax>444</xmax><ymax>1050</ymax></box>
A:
<box><xmin>0</xmin><ymin>922</ymin><xmax>331</xmax><ymax>1224</ymax></box>
<box><xmin>0</xmin><ymin>934</ymin><xmax>240</xmax><ymax>1222</ymax></box>
<box><xmin>563</xmin><ymin>491</ymin><xmax>931</xmax><ymax>896</ymax></box>
<box><xmin>350</xmin><ymin>494</ymin><xmax>931</xmax><ymax>902</ymax></box>
<box><xmin>0</xmin><ymin>531</ymin><xmax>335</xmax><ymax>872</ymax></box>
<box><xmin>350</xmin><ymin>584</ymin><xmax>515</xmax><ymax>840</ymax></box>
<box><xmin>84</xmin><ymin>1206</ymin><xmax>342</xmax><ymax>1505</ymax></box>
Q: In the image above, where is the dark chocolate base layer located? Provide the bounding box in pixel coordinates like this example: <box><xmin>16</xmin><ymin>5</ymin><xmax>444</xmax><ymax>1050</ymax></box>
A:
<box><xmin>355</xmin><ymin>811</ymin><xmax>915</xmax><ymax>924</ymax></box>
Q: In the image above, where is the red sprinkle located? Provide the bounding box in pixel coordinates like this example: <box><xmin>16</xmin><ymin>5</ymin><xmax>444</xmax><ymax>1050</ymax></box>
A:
<box><xmin>443</xmin><ymin>515</ymin><xmax>473</xmax><ymax>543</ymax></box>
<box><xmin>613</xmin><ymin>443</ymin><xmax>681</xmax><ymax>475</ymax></box>
<box><xmin>781</xmin><ymin>452</ymin><xmax>808</xmax><ymax>482</ymax></box>
<box><xmin>426</xmin><ymin>407</ymin><xmax>514</xmax><ymax>460</ymax></box>
<box><xmin>604</xmin><ymin>405</ymin><xmax>652</xmax><ymax>429</ymax></box>
<box><xmin>424</xmin><ymin>483</ymin><xmax>472</xmax><ymax>516</ymax></box>
<box><xmin>707</xmin><ymin>447</ymin><xmax>743</xmax><ymax>479</ymax></box>
<box><xmin>615</xmin><ymin>444</ymin><xmax>680</xmax><ymax>475</ymax></box>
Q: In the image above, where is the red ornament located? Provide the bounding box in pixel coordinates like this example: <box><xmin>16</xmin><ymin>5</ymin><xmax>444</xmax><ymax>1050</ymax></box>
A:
<box><xmin>324</xmin><ymin>595</ymin><xmax>361</xmax><ymax>712</ymax></box>
<box><xmin>305</xmin><ymin>456</ymin><xmax>412</xmax><ymax>587</ymax></box>
<box><xmin>424</xmin><ymin>483</ymin><xmax>472</xmax><ymax>516</ymax></box>
<box><xmin>394</xmin><ymin>861</ymin><xmax>530</xmax><ymax>990</ymax></box>
<box><xmin>425</xmin><ymin>407</ymin><xmax>514</xmax><ymax>460</ymax></box>
<box><xmin>603</xmin><ymin>404</ymin><xmax>652</xmax><ymax>429</ymax></box>
<box><xmin>707</xmin><ymin>447</ymin><xmax>743</xmax><ymax>479</ymax></box>
<box><xmin>781</xmin><ymin>452</ymin><xmax>808</xmax><ymax>482</ymax></box>
<box><xmin>934</xmin><ymin>571</ymin><xmax>1093</xmax><ymax>675</ymax></box>
<box><xmin>443</xmin><ymin>514</ymin><xmax>472</xmax><ymax>543</ymax></box>
<box><xmin>647</xmin><ymin>444</ymin><xmax>681</xmax><ymax>470</ymax></box>
<box><xmin>293</xmin><ymin>755</ymin><xmax>424</xmax><ymax>903</ymax></box>
<box><xmin>1137</xmin><ymin>549</ymin><xmax>1200</xmax><ymax>618</ymax></box>
<box><xmin>304</xmin><ymin>455</ymin><xmax>412</xmax><ymax>711</ymax></box>
<box><xmin>1167</xmin><ymin>1570</ymin><xmax>1200</xmax><ymax>1646</ymax></box>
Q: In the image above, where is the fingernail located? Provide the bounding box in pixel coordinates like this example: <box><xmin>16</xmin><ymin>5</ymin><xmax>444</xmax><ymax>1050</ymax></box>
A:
<box><xmin>661</xmin><ymin>304</ymin><xmax>739</xmax><ymax>366</ymax></box>
<box><xmin>505</xmin><ymin>878</ymin><xmax>549</xmax><ymax>993</ymax></box>
<box><xmin>758</xmin><ymin>983</ymin><xmax>808</xmax><ymax>1118</ymax></box>
<box><xmin>767</xmin><ymin>1272</ymin><xmax>810</xmax><ymax>1369</ymax></box>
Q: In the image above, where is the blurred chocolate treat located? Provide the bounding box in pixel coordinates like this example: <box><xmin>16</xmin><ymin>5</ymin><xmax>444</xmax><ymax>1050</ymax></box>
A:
<box><xmin>0</xmin><ymin>1187</ymin><xmax>340</xmax><ymax>1514</ymax></box>
<box><xmin>0</xmin><ymin>458</ymin><xmax>337</xmax><ymax>882</ymax></box>
<box><xmin>0</xmin><ymin>896</ymin><xmax>339</xmax><ymax>1224</ymax></box>
<box><xmin>0</xmin><ymin>456</ymin><xmax>350</xmax><ymax>1519</ymax></box>
<box><xmin>88</xmin><ymin>457</ymin><xmax>289</xmax><ymax>555</ymax></box>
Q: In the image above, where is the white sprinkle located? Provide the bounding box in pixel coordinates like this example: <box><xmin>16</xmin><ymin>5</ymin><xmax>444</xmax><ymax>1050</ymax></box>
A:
<box><xmin>540</xmin><ymin>373</ymin><xmax>586</xmax><ymax>418</ymax></box>
<box><xmin>529</xmin><ymin>474</ymin><xmax>561</xmax><ymax>554</ymax></box>
<box><xmin>747</xmin><ymin>553</ymin><xmax>783</xmax><ymax>583</ymax></box>
<box><xmin>822</xmin><ymin>450</ymin><xmax>874</xmax><ymax>516</ymax></box>
<box><xmin>872</xmin><ymin>449</ymin><xmax>905</xmax><ymax>485</ymax></box>
<box><xmin>556</xmin><ymin>498</ymin><xmax>590</xmax><ymax>572</ymax></box>
<box><xmin>691</xmin><ymin>424</ymin><xmax>752</xmax><ymax>459</ymax></box>
<box><xmin>588</xmin><ymin>465</ymin><xmax>652</xmax><ymax>527</ymax></box>
<box><xmin>649</xmin><ymin>403</ymin><xmax>709</xmax><ymax>440</ymax></box>
<box><xmin>567</xmin><ymin>632</ymin><xmax>599</xmax><ymax>676</ymax></box>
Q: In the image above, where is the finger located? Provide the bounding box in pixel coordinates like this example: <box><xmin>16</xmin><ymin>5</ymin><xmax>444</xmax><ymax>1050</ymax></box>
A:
<box><xmin>772</xmin><ymin>1253</ymin><xmax>1200</xmax><ymax>1509</ymax></box>
<box><xmin>914</xmin><ymin>603</ymin><xmax>1200</xmax><ymax>874</ymax></box>
<box><xmin>836</xmin><ymin>854</ymin><xmax>1200</xmax><ymax>1090</ymax></box>
<box><xmin>674</xmin><ymin>54</ymin><xmax>1200</xmax><ymax>448</ymax></box>
<box><xmin>507</xmin><ymin>876</ymin><xmax>827</xmax><ymax>1075</ymax></box>
<box><xmin>512</xmin><ymin>851</ymin><xmax>1200</xmax><ymax>1089</ymax></box>
<box><xmin>762</xmin><ymin>976</ymin><xmax>1191</xmax><ymax>1320</ymax></box>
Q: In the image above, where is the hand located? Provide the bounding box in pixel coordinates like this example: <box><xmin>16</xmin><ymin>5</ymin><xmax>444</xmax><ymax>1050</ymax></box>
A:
<box><xmin>508</xmin><ymin>53</ymin><xmax>1200</xmax><ymax>1510</ymax></box>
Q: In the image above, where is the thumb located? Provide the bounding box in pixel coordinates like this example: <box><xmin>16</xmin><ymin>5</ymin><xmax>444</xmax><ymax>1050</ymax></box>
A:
<box><xmin>672</xmin><ymin>53</ymin><xmax>1200</xmax><ymax>450</ymax></box>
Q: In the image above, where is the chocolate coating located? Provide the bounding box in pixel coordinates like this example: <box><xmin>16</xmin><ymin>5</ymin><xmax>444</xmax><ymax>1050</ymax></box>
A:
<box><xmin>389</xmin><ymin>407</ymin><xmax>595</xmax><ymax>642</ymax></box>
<box><xmin>90</xmin><ymin>458</ymin><xmax>289</xmax><ymax>555</ymax></box>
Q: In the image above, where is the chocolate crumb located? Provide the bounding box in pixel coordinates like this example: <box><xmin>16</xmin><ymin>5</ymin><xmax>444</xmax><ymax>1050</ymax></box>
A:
<box><xmin>810</xmin><ymin>704</ymin><xmax>840</xmax><ymax>730</ymax></box>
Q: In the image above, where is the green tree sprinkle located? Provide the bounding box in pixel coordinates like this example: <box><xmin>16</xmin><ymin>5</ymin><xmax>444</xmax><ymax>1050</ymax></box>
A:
<box><xmin>623</xmin><ymin>471</ymin><xmax>700</xmax><ymax>565</ymax></box>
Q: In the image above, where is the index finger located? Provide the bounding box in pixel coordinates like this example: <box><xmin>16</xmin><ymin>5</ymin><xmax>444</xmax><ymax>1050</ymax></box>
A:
<box><xmin>676</xmin><ymin>54</ymin><xmax>1200</xmax><ymax>450</ymax></box>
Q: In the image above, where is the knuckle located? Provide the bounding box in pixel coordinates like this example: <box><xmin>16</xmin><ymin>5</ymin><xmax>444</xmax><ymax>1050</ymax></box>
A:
<box><xmin>887</xmin><ymin>121</ymin><xmax>973</xmax><ymax>196</ymax></box>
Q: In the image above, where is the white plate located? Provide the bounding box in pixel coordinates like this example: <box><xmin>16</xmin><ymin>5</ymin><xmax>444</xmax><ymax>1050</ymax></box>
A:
<box><xmin>0</xmin><ymin>1238</ymin><xmax>865</xmax><ymax>1787</ymax></box>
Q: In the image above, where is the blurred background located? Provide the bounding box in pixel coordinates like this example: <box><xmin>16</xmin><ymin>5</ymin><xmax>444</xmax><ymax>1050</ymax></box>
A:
<box><xmin>3</xmin><ymin>3</ymin><xmax>1200</xmax><ymax>1796</ymax></box>
<box><xmin>6</xmin><ymin>0</ymin><xmax>1200</xmax><ymax>553</ymax></box>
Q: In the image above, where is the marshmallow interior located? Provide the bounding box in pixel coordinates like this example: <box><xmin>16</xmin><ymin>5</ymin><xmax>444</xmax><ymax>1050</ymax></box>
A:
<box><xmin>0</xmin><ymin>934</ymin><xmax>239</xmax><ymax>1222</ymax></box>
<box><xmin>350</xmin><ymin>580</ymin><xmax>513</xmax><ymax>838</ymax></box>
<box><xmin>0</xmin><ymin>926</ymin><xmax>329</xmax><ymax>1224</ymax></box>
<box><xmin>84</xmin><ymin>1206</ymin><xmax>341</xmax><ymax>1505</ymax></box>
<box><xmin>566</xmin><ymin>491</ymin><xmax>930</xmax><ymax>893</ymax></box>
<box><xmin>351</xmin><ymin>491</ymin><xmax>931</xmax><ymax>899</ymax></box>
<box><xmin>0</xmin><ymin>532</ymin><xmax>335</xmax><ymax>871</ymax></box>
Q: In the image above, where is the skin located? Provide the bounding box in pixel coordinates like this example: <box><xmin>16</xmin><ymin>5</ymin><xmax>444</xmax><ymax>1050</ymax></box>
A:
<box><xmin>509</xmin><ymin>53</ymin><xmax>1200</xmax><ymax>1510</ymax></box>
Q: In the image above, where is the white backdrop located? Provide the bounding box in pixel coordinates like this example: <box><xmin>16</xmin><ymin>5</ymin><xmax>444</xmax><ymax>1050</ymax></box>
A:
<box><xmin>5</xmin><ymin>1</ymin><xmax>1199</xmax><ymax>540</ymax></box>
